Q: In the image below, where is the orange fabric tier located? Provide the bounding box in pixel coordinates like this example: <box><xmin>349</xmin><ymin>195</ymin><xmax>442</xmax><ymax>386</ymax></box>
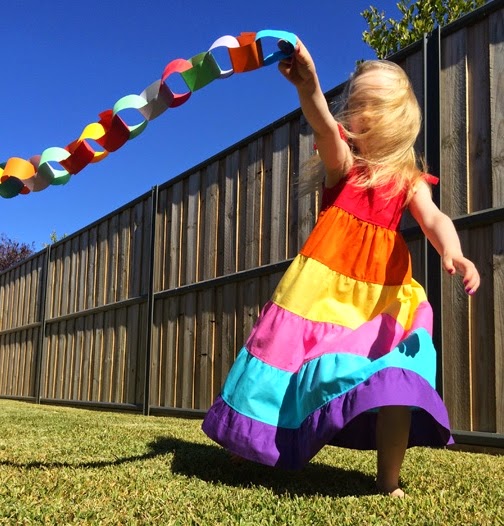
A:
<box><xmin>300</xmin><ymin>205</ymin><xmax>412</xmax><ymax>286</ymax></box>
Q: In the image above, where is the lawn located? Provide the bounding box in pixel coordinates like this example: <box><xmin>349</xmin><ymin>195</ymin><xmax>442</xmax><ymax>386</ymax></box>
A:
<box><xmin>0</xmin><ymin>399</ymin><xmax>502</xmax><ymax>525</ymax></box>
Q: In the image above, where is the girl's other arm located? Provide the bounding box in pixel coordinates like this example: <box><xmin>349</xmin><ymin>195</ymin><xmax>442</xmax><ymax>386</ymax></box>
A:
<box><xmin>408</xmin><ymin>180</ymin><xmax>480</xmax><ymax>294</ymax></box>
<box><xmin>278</xmin><ymin>39</ymin><xmax>352</xmax><ymax>186</ymax></box>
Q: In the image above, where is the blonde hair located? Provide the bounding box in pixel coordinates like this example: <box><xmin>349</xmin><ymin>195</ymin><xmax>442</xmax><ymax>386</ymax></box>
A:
<box><xmin>298</xmin><ymin>60</ymin><xmax>426</xmax><ymax>202</ymax></box>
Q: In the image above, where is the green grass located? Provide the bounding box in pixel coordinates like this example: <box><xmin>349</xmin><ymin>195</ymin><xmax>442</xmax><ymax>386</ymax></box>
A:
<box><xmin>0</xmin><ymin>400</ymin><xmax>502</xmax><ymax>525</ymax></box>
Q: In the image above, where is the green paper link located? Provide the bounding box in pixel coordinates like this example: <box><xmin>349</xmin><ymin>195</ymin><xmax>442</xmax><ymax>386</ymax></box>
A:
<box><xmin>0</xmin><ymin>176</ymin><xmax>24</xmax><ymax>198</ymax></box>
<box><xmin>112</xmin><ymin>95</ymin><xmax>149</xmax><ymax>139</ymax></box>
<box><xmin>38</xmin><ymin>147</ymin><xmax>72</xmax><ymax>185</ymax></box>
<box><xmin>180</xmin><ymin>51</ymin><xmax>222</xmax><ymax>92</ymax></box>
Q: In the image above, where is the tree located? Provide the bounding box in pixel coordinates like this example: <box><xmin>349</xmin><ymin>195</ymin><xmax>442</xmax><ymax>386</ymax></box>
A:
<box><xmin>42</xmin><ymin>230</ymin><xmax>68</xmax><ymax>248</ymax></box>
<box><xmin>0</xmin><ymin>233</ymin><xmax>35</xmax><ymax>272</ymax></box>
<box><xmin>362</xmin><ymin>0</ymin><xmax>488</xmax><ymax>58</ymax></box>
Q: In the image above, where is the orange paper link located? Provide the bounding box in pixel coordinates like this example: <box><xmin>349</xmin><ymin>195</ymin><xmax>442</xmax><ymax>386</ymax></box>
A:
<box><xmin>1</xmin><ymin>157</ymin><xmax>36</xmax><ymax>182</ymax></box>
<box><xmin>1</xmin><ymin>157</ymin><xmax>34</xmax><ymax>193</ymax></box>
<box><xmin>60</xmin><ymin>140</ymin><xmax>96</xmax><ymax>174</ymax></box>
<box><xmin>228</xmin><ymin>32</ymin><xmax>263</xmax><ymax>73</ymax></box>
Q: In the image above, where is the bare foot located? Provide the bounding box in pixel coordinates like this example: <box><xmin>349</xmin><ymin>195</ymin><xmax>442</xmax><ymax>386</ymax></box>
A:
<box><xmin>388</xmin><ymin>487</ymin><xmax>405</xmax><ymax>498</ymax></box>
<box><xmin>377</xmin><ymin>484</ymin><xmax>405</xmax><ymax>498</ymax></box>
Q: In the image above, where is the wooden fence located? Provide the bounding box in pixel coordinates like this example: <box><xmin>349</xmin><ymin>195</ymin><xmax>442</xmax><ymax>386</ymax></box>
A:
<box><xmin>1</xmin><ymin>1</ymin><xmax>503</xmax><ymax>448</ymax></box>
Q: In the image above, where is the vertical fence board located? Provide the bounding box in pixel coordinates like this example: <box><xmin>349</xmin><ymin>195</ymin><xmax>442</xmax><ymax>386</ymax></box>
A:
<box><xmin>271</xmin><ymin>124</ymin><xmax>290</xmax><ymax>262</ymax></box>
<box><xmin>196</xmin><ymin>289</ymin><xmax>215</xmax><ymax>409</ymax></box>
<box><xmin>261</xmin><ymin>133</ymin><xmax>273</xmax><ymax>266</ymax></box>
<box><xmin>177</xmin><ymin>293</ymin><xmax>196</xmax><ymax>409</ymax></box>
<box><xmin>141</xmin><ymin>198</ymin><xmax>152</xmax><ymax>296</ymax></box>
<box><xmin>81</xmin><ymin>315</ymin><xmax>94</xmax><ymax>401</ymax></box>
<box><xmin>246</xmin><ymin>139</ymin><xmax>263</xmax><ymax>270</ymax></box>
<box><xmin>441</xmin><ymin>29</ymin><xmax>468</xmax><ymax>217</ymax></box>
<box><xmin>69</xmin><ymin>236</ymin><xmax>80</xmax><ymax>314</ymax></box>
<box><xmin>165</xmin><ymin>297</ymin><xmax>179</xmax><ymax>407</ymax></box>
<box><xmin>92</xmin><ymin>312</ymin><xmax>104</xmax><ymax>401</ymax></box>
<box><xmin>468</xmin><ymin>19</ymin><xmax>492</xmax><ymax>212</ymax></box>
<box><xmin>442</xmin><ymin>230</ymin><xmax>472</xmax><ymax>431</ymax></box>
<box><xmin>169</xmin><ymin>182</ymin><xmax>183</xmax><ymax>289</ymax></box>
<box><xmin>220</xmin><ymin>152</ymin><xmax>239</xmax><ymax>275</ymax></box>
<box><xmin>107</xmin><ymin>214</ymin><xmax>119</xmax><ymax>304</ymax></box>
<box><xmin>64</xmin><ymin>318</ymin><xmax>75</xmax><ymax>400</ymax></box>
<box><xmin>469</xmin><ymin>225</ymin><xmax>495</xmax><ymax>431</ymax></box>
<box><xmin>490</xmin><ymin>8</ymin><xmax>504</xmax><ymax>208</ymax></box>
<box><xmin>297</xmin><ymin>114</ymin><xmax>316</xmax><ymax>250</ymax></box>
<box><xmin>126</xmin><ymin>304</ymin><xmax>140</xmax><ymax>405</ymax></box>
<box><xmin>86</xmin><ymin>227</ymin><xmax>97</xmax><ymax>310</ymax></box>
<box><xmin>494</xmin><ymin>223</ymin><xmax>504</xmax><ymax>433</ymax></box>
<box><xmin>77</xmin><ymin>231</ymin><xmax>89</xmax><ymax>313</ymax></box>
<box><xmin>118</xmin><ymin>210</ymin><xmax>131</xmax><ymax>301</ymax></box>
<box><xmin>150</xmin><ymin>300</ymin><xmax>163</xmax><ymax>406</ymax></box>
<box><xmin>96</xmin><ymin>222</ymin><xmax>108</xmax><ymax>308</ymax></box>
<box><xmin>73</xmin><ymin>317</ymin><xmax>84</xmax><ymax>400</ymax></box>
<box><xmin>131</xmin><ymin>202</ymin><xmax>145</xmax><ymax>298</ymax></box>
<box><xmin>103</xmin><ymin>309</ymin><xmax>115</xmax><ymax>402</ymax></box>
<box><xmin>216</xmin><ymin>282</ymin><xmax>236</xmax><ymax>393</ymax></box>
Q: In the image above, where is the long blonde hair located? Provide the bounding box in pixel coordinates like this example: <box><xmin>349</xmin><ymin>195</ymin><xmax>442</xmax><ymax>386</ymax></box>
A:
<box><xmin>299</xmin><ymin>60</ymin><xmax>426</xmax><ymax>202</ymax></box>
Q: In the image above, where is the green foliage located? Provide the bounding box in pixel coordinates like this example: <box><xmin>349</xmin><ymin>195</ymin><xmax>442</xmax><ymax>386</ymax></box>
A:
<box><xmin>362</xmin><ymin>0</ymin><xmax>488</xmax><ymax>58</ymax></box>
<box><xmin>42</xmin><ymin>230</ymin><xmax>68</xmax><ymax>248</ymax></box>
<box><xmin>0</xmin><ymin>400</ymin><xmax>503</xmax><ymax>525</ymax></box>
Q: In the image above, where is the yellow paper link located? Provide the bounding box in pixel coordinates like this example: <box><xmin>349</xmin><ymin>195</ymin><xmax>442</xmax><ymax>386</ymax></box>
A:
<box><xmin>0</xmin><ymin>29</ymin><xmax>296</xmax><ymax>198</ymax></box>
<box><xmin>78</xmin><ymin>122</ymin><xmax>109</xmax><ymax>162</ymax></box>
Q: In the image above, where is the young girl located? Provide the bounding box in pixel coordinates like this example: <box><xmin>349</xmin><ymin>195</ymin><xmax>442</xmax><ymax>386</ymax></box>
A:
<box><xmin>202</xmin><ymin>39</ymin><xmax>480</xmax><ymax>497</ymax></box>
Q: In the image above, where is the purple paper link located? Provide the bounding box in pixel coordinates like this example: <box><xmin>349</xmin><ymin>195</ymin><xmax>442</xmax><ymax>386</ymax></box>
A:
<box><xmin>202</xmin><ymin>367</ymin><xmax>453</xmax><ymax>470</ymax></box>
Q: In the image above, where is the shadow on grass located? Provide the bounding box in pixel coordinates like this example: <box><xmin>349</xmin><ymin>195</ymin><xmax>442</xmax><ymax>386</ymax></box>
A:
<box><xmin>0</xmin><ymin>436</ymin><xmax>376</xmax><ymax>498</ymax></box>
<box><xmin>153</xmin><ymin>436</ymin><xmax>376</xmax><ymax>498</ymax></box>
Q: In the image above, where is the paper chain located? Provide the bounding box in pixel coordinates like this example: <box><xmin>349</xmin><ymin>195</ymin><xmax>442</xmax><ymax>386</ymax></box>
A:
<box><xmin>0</xmin><ymin>30</ymin><xmax>296</xmax><ymax>199</ymax></box>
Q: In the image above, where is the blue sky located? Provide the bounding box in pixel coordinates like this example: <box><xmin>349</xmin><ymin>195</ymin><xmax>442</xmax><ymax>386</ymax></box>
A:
<box><xmin>2</xmin><ymin>0</ymin><xmax>401</xmax><ymax>249</ymax></box>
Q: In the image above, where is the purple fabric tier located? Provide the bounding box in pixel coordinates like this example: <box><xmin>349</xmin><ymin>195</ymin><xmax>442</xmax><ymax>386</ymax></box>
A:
<box><xmin>202</xmin><ymin>367</ymin><xmax>453</xmax><ymax>470</ymax></box>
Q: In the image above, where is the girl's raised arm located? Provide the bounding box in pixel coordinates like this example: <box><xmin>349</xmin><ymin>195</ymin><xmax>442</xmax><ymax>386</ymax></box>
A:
<box><xmin>408</xmin><ymin>180</ymin><xmax>480</xmax><ymax>294</ymax></box>
<box><xmin>279</xmin><ymin>39</ymin><xmax>352</xmax><ymax>186</ymax></box>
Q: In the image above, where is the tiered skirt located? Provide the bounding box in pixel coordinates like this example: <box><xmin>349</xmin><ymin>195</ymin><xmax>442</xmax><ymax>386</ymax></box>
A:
<box><xmin>202</xmin><ymin>205</ymin><xmax>453</xmax><ymax>469</ymax></box>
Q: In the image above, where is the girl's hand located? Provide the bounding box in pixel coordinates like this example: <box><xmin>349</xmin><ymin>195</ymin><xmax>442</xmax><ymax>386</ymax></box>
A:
<box><xmin>278</xmin><ymin>39</ymin><xmax>317</xmax><ymax>90</ymax></box>
<box><xmin>443</xmin><ymin>254</ymin><xmax>480</xmax><ymax>295</ymax></box>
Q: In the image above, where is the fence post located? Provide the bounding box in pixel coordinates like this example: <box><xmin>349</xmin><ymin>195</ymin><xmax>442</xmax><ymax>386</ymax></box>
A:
<box><xmin>33</xmin><ymin>245</ymin><xmax>51</xmax><ymax>403</ymax></box>
<box><xmin>142</xmin><ymin>185</ymin><xmax>159</xmax><ymax>416</ymax></box>
<box><xmin>423</xmin><ymin>27</ymin><xmax>444</xmax><ymax>396</ymax></box>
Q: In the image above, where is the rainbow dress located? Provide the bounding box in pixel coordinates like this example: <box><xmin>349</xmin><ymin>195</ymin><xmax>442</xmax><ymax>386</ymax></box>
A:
<box><xmin>202</xmin><ymin>169</ymin><xmax>453</xmax><ymax>470</ymax></box>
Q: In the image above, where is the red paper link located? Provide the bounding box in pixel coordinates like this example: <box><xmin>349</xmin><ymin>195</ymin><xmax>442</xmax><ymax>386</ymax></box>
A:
<box><xmin>97</xmin><ymin>110</ymin><xmax>130</xmax><ymax>152</ymax></box>
<box><xmin>60</xmin><ymin>140</ymin><xmax>95</xmax><ymax>174</ymax></box>
<box><xmin>228</xmin><ymin>32</ymin><xmax>263</xmax><ymax>73</ymax></box>
<box><xmin>161</xmin><ymin>58</ymin><xmax>193</xmax><ymax>108</ymax></box>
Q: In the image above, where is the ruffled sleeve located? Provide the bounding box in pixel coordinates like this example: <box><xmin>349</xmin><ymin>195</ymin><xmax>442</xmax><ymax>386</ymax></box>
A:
<box><xmin>422</xmin><ymin>173</ymin><xmax>439</xmax><ymax>185</ymax></box>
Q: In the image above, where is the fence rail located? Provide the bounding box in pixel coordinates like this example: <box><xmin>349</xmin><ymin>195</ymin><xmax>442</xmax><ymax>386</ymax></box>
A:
<box><xmin>1</xmin><ymin>1</ymin><xmax>503</xmax><ymax>448</ymax></box>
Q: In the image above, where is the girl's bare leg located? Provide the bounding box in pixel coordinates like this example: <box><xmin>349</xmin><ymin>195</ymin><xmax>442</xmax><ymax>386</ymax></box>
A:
<box><xmin>376</xmin><ymin>406</ymin><xmax>411</xmax><ymax>497</ymax></box>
